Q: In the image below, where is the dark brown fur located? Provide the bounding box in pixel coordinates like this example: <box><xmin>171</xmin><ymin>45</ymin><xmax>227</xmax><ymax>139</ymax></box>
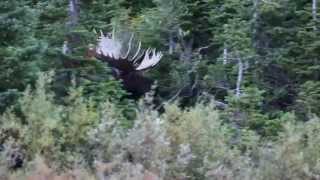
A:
<box><xmin>92</xmin><ymin>49</ymin><xmax>155</xmax><ymax>98</ymax></box>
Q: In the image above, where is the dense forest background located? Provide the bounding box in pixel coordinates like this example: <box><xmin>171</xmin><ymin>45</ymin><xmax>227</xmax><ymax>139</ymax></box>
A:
<box><xmin>0</xmin><ymin>0</ymin><xmax>320</xmax><ymax>179</ymax></box>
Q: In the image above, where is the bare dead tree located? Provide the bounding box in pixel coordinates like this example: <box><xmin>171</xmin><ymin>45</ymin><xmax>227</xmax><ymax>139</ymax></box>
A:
<box><xmin>63</xmin><ymin>0</ymin><xmax>80</xmax><ymax>54</ymax></box>
<box><xmin>61</xmin><ymin>41</ymin><xmax>70</xmax><ymax>55</ymax></box>
<box><xmin>179</xmin><ymin>38</ymin><xmax>194</xmax><ymax>62</ymax></box>
<box><xmin>236</xmin><ymin>56</ymin><xmax>244</xmax><ymax>98</ymax></box>
<box><xmin>313</xmin><ymin>0</ymin><xmax>318</xmax><ymax>30</ymax></box>
<box><xmin>177</xmin><ymin>28</ymin><xmax>193</xmax><ymax>62</ymax></box>
<box><xmin>253</xmin><ymin>0</ymin><xmax>260</xmax><ymax>21</ymax></box>
<box><xmin>67</xmin><ymin>0</ymin><xmax>80</xmax><ymax>28</ymax></box>
<box><xmin>252</xmin><ymin>0</ymin><xmax>260</xmax><ymax>49</ymax></box>
<box><xmin>169</xmin><ymin>31</ymin><xmax>176</xmax><ymax>55</ymax></box>
<box><xmin>223</xmin><ymin>46</ymin><xmax>228</xmax><ymax>65</ymax></box>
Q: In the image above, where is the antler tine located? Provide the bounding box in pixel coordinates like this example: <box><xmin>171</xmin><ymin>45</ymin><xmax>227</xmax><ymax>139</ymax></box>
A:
<box><xmin>142</xmin><ymin>48</ymin><xmax>151</xmax><ymax>60</ymax></box>
<box><xmin>133</xmin><ymin>49</ymin><xmax>145</xmax><ymax>63</ymax></box>
<box><xmin>135</xmin><ymin>48</ymin><xmax>162</xmax><ymax>71</ymax></box>
<box><xmin>96</xmin><ymin>30</ymin><xmax>122</xmax><ymax>59</ymax></box>
<box><xmin>151</xmin><ymin>50</ymin><xmax>163</xmax><ymax>66</ymax></box>
<box><xmin>133</xmin><ymin>48</ymin><xmax>149</xmax><ymax>66</ymax></box>
<box><xmin>122</xmin><ymin>33</ymin><xmax>134</xmax><ymax>59</ymax></box>
<box><xmin>146</xmin><ymin>48</ymin><xmax>151</xmax><ymax>54</ymax></box>
<box><xmin>131</xmin><ymin>41</ymin><xmax>142</xmax><ymax>61</ymax></box>
<box><xmin>152</xmin><ymin>48</ymin><xmax>156</xmax><ymax>57</ymax></box>
<box><xmin>96</xmin><ymin>30</ymin><xmax>104</xmax><ymax>55</ymax></box>
<box><xmin>153</xmin><ymin>49</ymin><xmax>163</xmax><ymax>65</ymax></box>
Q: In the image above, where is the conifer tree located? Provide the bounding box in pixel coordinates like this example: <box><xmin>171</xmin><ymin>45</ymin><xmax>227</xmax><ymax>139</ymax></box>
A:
<box><xmin>0</xmin><ymin>0</ymin><xmax>46</xmax><ymax>110</ymax></box>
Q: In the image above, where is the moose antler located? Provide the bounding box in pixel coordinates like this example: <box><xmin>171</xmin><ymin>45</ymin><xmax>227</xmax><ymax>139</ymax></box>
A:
<box><xmin>95</xmin><ymin>31</ymin><xmax>163</xmax><ymax>72</ymax></box>
<box><xmin>92</xmin><ymin>30</ymin><xmax>163</xmax><ymax>98</ymax></box>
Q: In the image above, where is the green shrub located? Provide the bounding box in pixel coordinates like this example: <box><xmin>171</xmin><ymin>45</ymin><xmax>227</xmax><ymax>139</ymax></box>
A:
<box><xmin>0</xmin><ymin>72</ymin><xmax>125</xmax><ymax>168</ymax></box>
<box><xmin>296</xmin><ymin>81</ymin><xmax>320</xmax><ymax>118</ymax></box>
<box><xmin>1</xmin><ymin>73</ymin><xmax>320</xmax><ymax>180</ymax></box>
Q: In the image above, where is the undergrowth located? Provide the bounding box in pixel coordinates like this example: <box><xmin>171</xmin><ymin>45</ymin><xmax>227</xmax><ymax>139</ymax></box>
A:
<box><xmin>0</xmin><ymin>73</ymin><xmax>319</xmax><ymax>180</ymax></box>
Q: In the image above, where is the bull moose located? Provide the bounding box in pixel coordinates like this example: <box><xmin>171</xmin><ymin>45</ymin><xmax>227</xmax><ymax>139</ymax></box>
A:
<box><xmin>87</xmin><ymin>31</ymin><xmax>163</xmax><ymax>98</ymax></box>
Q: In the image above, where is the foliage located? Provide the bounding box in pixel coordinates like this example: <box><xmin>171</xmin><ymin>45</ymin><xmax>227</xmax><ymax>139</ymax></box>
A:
<box><xmin>0</xmin><ymin>73</ymin><xmax>127</xmax><ymax>168</ymax></box>
<box><xmin>1</xmin><ymin>0</ymin><xmax>320</xmax><ymax>179</ymax></box>
<box><xmin>223</xmin><ymin>87</ymin><xmax>284</xmax><ymax>137</ymax></box>
<box><xmin>0</xmin><ymin>77</ymin><xmax>319</xmax><ymax>179</ymax></box>
<box><xmin>296</xmin><ymin>80</ymin><xmax>320</xmax><ymax>118</ymax></box>
<box><xmin>0</xmin><ymin>0</ymin><xmax>45</xmax><ymax>111</ymax></box>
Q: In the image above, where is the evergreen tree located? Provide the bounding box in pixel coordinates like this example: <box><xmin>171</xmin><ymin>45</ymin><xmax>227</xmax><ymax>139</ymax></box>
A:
<box><xmin>0</xmin><ymin>0</ymin><xmax>46</xmax><ymax>111</ymax></box>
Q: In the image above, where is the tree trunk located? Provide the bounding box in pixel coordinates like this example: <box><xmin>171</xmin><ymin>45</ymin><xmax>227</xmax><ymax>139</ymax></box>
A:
<box><xmin>179</xmin><ymin>38</ymin><xmax>193</xmax><ymax>62</ymax></box>
<box><xmin>169</xmin><ymin>31</ymin><xmax>175</xmax><ymax>55</ymax></box>
<box><xmin>252</xmin><ymin>0</ymin><xmax>260</xmax><ymax>49</ymax></box>
<box><xmin>236</xmin><ymin>57</ymin><xmax>243</xmax><ymax>98</ymax></box>
<box><xmin>64</xmin><ymin>0</ymin><xmax>80</xmax><ymax>54</ymax></box>
<box><xmin>313</xmin><ymin>0</ymin><xmax>317</xmax><ymax>30</ymax></box>
<box><xmin>223</xmin><ymin>46</ymin><xmax>228</xmax><ymax>65</ymax></box>
<box><xmin>68</xmin><ymin>0</ymin><xmax>80</xmax><ymax>29</ymax></box>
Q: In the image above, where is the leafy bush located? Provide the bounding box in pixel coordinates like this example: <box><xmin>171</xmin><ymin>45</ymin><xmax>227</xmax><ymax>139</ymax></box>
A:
<box><xmin>0</xmin><ymin>73</ymin><xmax>320</xmax><ymax>180</ymax></box>
<box><xmin>296</xmin><ymin>81</ymin><xmax>320</xmax><ymax>118</ymax></box>
<box><xmin>0</xmin><ymin>72</ymin><xmax>126</xmax><ymax>168</ymax></box>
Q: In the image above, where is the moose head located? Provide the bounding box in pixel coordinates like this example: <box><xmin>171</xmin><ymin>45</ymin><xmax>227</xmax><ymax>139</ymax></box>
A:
<box><xmin>90</xmin><ymin>31</ymin><xmax>163</xmax><ymax>98</ymax></box>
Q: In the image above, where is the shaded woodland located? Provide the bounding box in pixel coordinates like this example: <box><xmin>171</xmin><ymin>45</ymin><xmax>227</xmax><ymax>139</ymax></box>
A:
<box><xmin>0</xmin><ymin>0</ymin><xmax>320</xmax><ymax>179</ymax></box>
